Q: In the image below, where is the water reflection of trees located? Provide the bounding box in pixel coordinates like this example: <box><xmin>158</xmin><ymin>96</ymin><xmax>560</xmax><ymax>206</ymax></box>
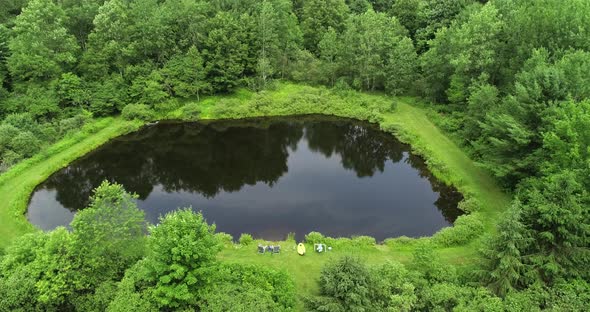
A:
<box><xmin>39</xmin><ymin>117</ymin><xmax>462</xmax><ymax>220</ymax></box>
<box><xmin>405</xmin><ymin>154</ymin><xmax>463</xmax><ymax>223</ymax></box>
<box><xmin>305</xmin><ymin>120</ymin><xmax>405</xmax><ymax>177</ymax></box>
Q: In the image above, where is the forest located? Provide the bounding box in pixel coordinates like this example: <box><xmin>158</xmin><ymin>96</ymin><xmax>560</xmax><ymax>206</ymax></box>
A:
<box><xmin>0</xmin><ymin>0</ymin><xmax>589</xmax><ymax>311</ymax></box>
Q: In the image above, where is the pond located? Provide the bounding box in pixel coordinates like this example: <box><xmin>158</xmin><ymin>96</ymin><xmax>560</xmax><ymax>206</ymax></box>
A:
<box><xmin>27</xmin><ymin>116</ymin><xmax>463</xmax><ymax>241</ymax></box>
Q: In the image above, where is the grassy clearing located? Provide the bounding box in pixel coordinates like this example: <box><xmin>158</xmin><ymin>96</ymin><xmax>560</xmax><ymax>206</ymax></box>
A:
<box><xmin>0</xmin><ymin>83</ymin><xmax>510</xmax><ymax>299</ymax></box>
<box><xmin>0</xmin><ymin>118</ymin><xmax>142</xmax><ymax>249</ymax></box>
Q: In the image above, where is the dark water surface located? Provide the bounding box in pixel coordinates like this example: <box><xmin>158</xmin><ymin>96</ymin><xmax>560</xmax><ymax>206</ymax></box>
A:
<box><xmin>27</xmin><ymin>116</ymin><xmax>463</xmax><ymax>241</ymax></box>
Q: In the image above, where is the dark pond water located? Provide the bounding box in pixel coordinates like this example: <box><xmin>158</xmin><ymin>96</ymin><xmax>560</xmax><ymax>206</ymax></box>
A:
<box><xmin>27</xmin><ymin>116</ymin><xmax>463</xmax><ymax>241</ymax></box>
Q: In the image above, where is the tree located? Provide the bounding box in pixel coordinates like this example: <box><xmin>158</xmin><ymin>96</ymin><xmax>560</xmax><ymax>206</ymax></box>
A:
<box><xmin>69</xmin><ymin>181</ymin><xmax>146</xmax><ymax>295</ymax></box>
<box><xmin>518</xmin><ymin>172</ymin><xmax>590</xmax><ymax>283</ymax></box>
<box><xmin>202</xmin><ymin>12</ymin><xmax>250</xmax><ymax>92</ymax></box>
<box><xmin>257</xmin><ymin>0</ymin><xmax>280</xmax><ymax>88</ymax></box>
<box><xmin>385</xmin><ymin>37</ymin><xmax>418</xmax><ymax>95</ymax></box>
<box><xmin>142</xmin><ymin>208</ymin><xmax>221</xmax><ymax>309</ymax></box>
<box><xmin>542</xmin><ymin>100</ymin><xmax>590</xmax><ymax>188</ymax></box>
<box><xmin>60</xmin><ymin>0</ymin><xmax>104</xmax><ymax>49</ymax></box>
<box><xmin>480</xmin><ymin>207</ymin><xmax>532</xmax><ymax>297</ymax></box>
<box><xmin>341</xmin><ymin>9</ymin><xmax>408</xmax><ymax>91</ymax></box>
<box><xmin>420</xmin><ymin>2</ymin><xmax>504</xmax><ymax>104</ymax></box>
<box><xmin>301</xmin><ymin>0</ymin><xmax>349</xmax><ymax>53</ymax></box>
<box><xmin>475</xmin><ymin>49</ymin><xmax>590</xmax><ymax>185</ymax></box>
<box><xmin>55</xmin><ymin>72</ymin><xmax>89</xmax><ymax>109</ymax></box>
<box><xmin>307</xmin><ymin>256</ymin><xmax>373</xmax><ymax>311</ymax></box>
<box><xmin>161</xmin><ymin>46</ymin><xmax>209</xmax><ymax>100</ymax></box>
<box><xmin>389</xmin><ymin>0</ymin><xmax>422</xmax><ymax>39</ymax></box>
<box><xmin>415</xmin><ymin>0</ymin><xmax>472</xmax><ymax>53</ymax></box>
<box><xmin>7</xmin><ymin>0</ymin><xmax>78</xmax><ymax>84</ymax></box>
<box><xmin>318</xmin><ymin>27</ymin><xmax>341</xmax><ymax>86</ymax></box>
<box><xmin>462</xmin><ymin>78</ymin><xmax>499</xmax><ymax>142</ymax></box>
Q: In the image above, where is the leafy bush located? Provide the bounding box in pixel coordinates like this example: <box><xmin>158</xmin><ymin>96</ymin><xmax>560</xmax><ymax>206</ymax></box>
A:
<box><xmin>58</xmin><ymin>112</ymin><xmax>91</xmax><ymax>135</ymax></box>
<box><xmin>0</xmin><ymin>124</ymin><xmax>19</xmax><ymax>154</ymax></box>
<box><xmin>304</xmin><ymin>232</ymin><xmax>325</xmax><ymax>245</ymax></box>
<box><xmin>121</xmin><ymin>104</ymin><xmax>155</xmax><ymax>121</ymax></box>
<box><xmin>432</xmin><ymin>213</ymin><xmax>485</xmax><ymax>247</ymax></box>
<box><xmin>306</xmin><ymin>256</ymin><xmax>373</xmax><ymax>311</ymax></box>
<box><xmin>181</xmin><ymin>102</ymin><xmax>202</xmax><ymax>120</ymax></box>
<box><xmin>351</xmin><ymin>236</ymin><xmax>376</xmax><ymax>247</ymax></box>
<box><xmin>457</xmin><ymin>196</ymin><xmax>481</xmax><ymax>213</ymax></box>
<box><xmin>215</xmin><ymin>233</ymin><xmax>233</xmax><ymax>246</ymax></box>
<box><xmin>238</xmin><ymin>233</ymin><xmax>253</xmax><ymax>246</ymax></box>
<box><xmin>10</xmin><ymin>131</ymin><xmax>42</xmax><ymax>158</ymax></box>
<box><xmin>384</xmin><ymin>236</ymin><xmax>418</xmax><ymax>248</ymax></box>
<box><xmin>200</xmin><ymin>263</ymin><xmax>296</xmax><ymax>311</ymax></box>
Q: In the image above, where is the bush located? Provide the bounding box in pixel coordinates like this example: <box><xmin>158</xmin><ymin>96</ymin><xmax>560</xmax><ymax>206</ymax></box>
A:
<box><xmin>200</xmin><ymin>263</ymin><xmax>296</xmax><ymax>311</ymax></box>
<box><xmin>10</xmin><ymin>131</ymin><xmax>42</xmax><ymax>158</ymax></box>
<box><xmin>351</xmin><ymin>236</ymin><xmax>376</xmax><ymax>247</ymax></box>
<box><xmin>304</xmin><ymin>232</ymin><xmax>325</xmax><ymax>245</ymax></box>
<box><xmin>215</xmin><ymin>233</ymin><xmax>233</xmax><ymax>246</ymax></box>
<box><xmin>384</xmin><ymin>236</ymin><xmax>416</xmax><ymax>247</ymax></box>
<box><xmin>121</xmin><ymin>104</ymin><xmax>155</xmax><ymax>121</ymax></box>
<box><xmin>457</xmin><ymin>196</ymin><xmax>481</xmax><ymax>213</ymax></box>
<box><xmin>181</xmin><ymin>102</ymin><xmax>202</xmax><ymax>120</ymax></box>
<box><xmin>432</xmin><ymin>213</ymin><xmax>485</xmax><ymax>247</ymax></box>
<box><xmin>238</xmin><ymin>233</ymin><xmax>253</xmax><ymax>246</ymax></box>
<box><xmin>306</xmin><ymin>256</ymin><xmax>373</xmax><ymax>311</ymax></box>
<box><xmin>0</xmin><ymin>124</ymin><xmax>19</xmax><ymax>154</ymax></box>
<box><xmin>58</xmin><ymin>113</ymin><xmax>91</xmax><ymax>135</ymax></box>
<box><xmin>154</xmin><ymin>98</ymin><xmax>181</xmax><ymax>114</ymax></box>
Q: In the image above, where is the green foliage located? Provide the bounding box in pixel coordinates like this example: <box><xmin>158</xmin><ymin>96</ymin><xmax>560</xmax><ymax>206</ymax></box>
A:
<box><xmin>142</xmin><ymin>208</ymin><xmax>221</xmax><ymax>309</ymax></box>
<box><xmin>161</xmin><ymin>46</ymin><xmax>209</xmax><ymax>100</ymax></box>
<box><xmin>480</xmin><ymin>207</ymin><xmax>532</xmax><ymax>297</ymax></box>
<box><xmin>301</xmin><ymin>0</ymin><xmax>349</xmax><ymax>53</ymax></box>
<box><xmin>121</xmin><ymin>104</ymin><xmax>155</xmax><ymax>121</ymax></box>
<box><xmin>517</xmin><ymin>172</ymin><xmax>590</xmax><ymax>282</ymax></box>
<box><xmin>180</xmin><ymin>102</ymin><xmax>202</xmax><ymax>120</ymax></box>
<box><xmin>199</xmin><ymin>263</ymin><xmax>296</xmax><ymax>311</ymax></box>
<box><xmin>7</xmin><ymin>0</ymin><xmax>78</xmax><ymax>83</ymax></box>
<box><xmin>432</xmin><ymin>213</ymin><xmax>484</xmax><ymax>247</ymax></box>
<box><xmin>238</xmin><ymin>233</ymin><xmax>254</xmax><ymax>246</ymax></box>
<box><xmin>0</xmin><ymin>181</ymin><xmax>146</xmax><ymax>310</ymax></box>
<box><xmin>306</xmin><ymin>256</ymin><xmax>373</xmax><ymax>311</ymax></box>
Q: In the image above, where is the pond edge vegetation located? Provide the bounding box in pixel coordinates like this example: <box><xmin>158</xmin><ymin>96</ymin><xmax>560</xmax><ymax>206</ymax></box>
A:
<box><xmin>0</xmin><ymin>83</ymin><xmax>510</xmax><ymax>254</ymax></box>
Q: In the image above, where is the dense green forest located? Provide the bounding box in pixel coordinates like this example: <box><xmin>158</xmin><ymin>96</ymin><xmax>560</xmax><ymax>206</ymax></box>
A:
<box><xmin>0</xmin><ymin>0</ymin><xmax>589</xmax><ymax>311</ymax></box>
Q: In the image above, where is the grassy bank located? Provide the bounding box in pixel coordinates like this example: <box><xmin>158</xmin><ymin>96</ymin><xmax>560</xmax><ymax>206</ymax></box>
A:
<box><xmin>0</xmin><ymin>83</ymin><xmax>510</xmax><ymax>297</ymax></box>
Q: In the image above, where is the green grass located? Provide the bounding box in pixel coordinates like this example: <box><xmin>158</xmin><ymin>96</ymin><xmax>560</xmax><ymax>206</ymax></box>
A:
<box><xmin>0</xmin><ymin>83</ymin><xmax>511</xmax><ymax>303</ymax></box>
<box><xmin>0</xmin><ymin>117</ymin><xmax>143</xmax><ymax>249</ymax></box>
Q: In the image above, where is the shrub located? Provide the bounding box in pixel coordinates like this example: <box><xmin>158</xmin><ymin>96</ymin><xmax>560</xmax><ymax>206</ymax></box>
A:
<box><xmin>351</xmin><ymin>236</ymin><xmax>376</xmax><ymax>247</ymax></box>
<box><xmin>384</xmin><ymin>236</ymin><xmax>417</xmax><ymax>247</ymax></box>
<box><xmin>0</xmin><ymin>124</ymin><xmax>19</xmax><ymax>154</ymax></box>
<box><xmin>306</xmin><ymin>256</ymin><xmax>373</xmax><ymax>311</ymax></box>
<box><xmin>201</xmin><ymin>263</ymin><xmax>296</xmax><ymax>311</ymax></box>
<box><xmin>181</xmin><ymin>102</ymin><xmax>201</xmax><ymax>120</ymax></box>
<box><xmin>286</xmin><ymin>232</ymin><xmax>296</xmax><ymax>242</ymax></box>
<box><xmin>432</xmin><ymin>213</ymin><xmax>485</xmax><ymax>247</ymax></box>
<box><xmin>458</xmin><ymin>196</ymin><xmax>481</xmax><ymax>213</ymax></box>
<box><xmin>154</xmin><ymin>98</ymin><xmax>181</xmax><ymax>114</ymax></box>
<box><xmin>1</xmin><ymin>150</ymin><xmax>21</xmax><ymax>169</ymax></box>
<box><xmin>121</xmin><ymin>104</ymin><xmax>155</xmax><ymax>121</ymax></box>
<box><xmin>238</xmin><ymin>233</ymin><xmax>253</xmax><ymax>246</ymax></box>
<box><xmin>58</xmin><ymin>113</ymin><xmax>91</xmax><ymax>135</ymax></box>
<box><xmin>304</xmin><ymin>232</ymin><xmax>325</xmax><ymax>245</ymax></box>
<box><xmin>215</xmin><ymin>233</ymin><xmax>233</xmax><ymax>246</ymax></box>
<box><xmin>10</xmin><ymin>131</ymin><xmax>42</xmax><ymax>158</ymax></box>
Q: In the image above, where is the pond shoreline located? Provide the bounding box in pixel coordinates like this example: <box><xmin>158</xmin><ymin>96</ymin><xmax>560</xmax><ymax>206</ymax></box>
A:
<box><xmin>0</xmin><ymin>84</ymin><xmax>509</xmax><ymax>268</ymax></box>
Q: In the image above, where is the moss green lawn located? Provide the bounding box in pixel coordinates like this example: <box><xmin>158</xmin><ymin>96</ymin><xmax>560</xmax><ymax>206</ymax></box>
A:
<box><xmin>0</xmin><ymin>83</ymin><xmax>511</xmax><ymax>302</ymax></box>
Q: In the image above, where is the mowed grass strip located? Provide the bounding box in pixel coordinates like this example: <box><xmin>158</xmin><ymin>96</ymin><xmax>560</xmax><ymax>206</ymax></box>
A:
<box><xmin>0</xmin><ymin>84</ymin><xmax>510</xmax><ymax>300</ymax></box>
<box><xmin>0</xmin><ymin>118</ymin><xmax>142</xmax><ymax>249</ymax></box>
